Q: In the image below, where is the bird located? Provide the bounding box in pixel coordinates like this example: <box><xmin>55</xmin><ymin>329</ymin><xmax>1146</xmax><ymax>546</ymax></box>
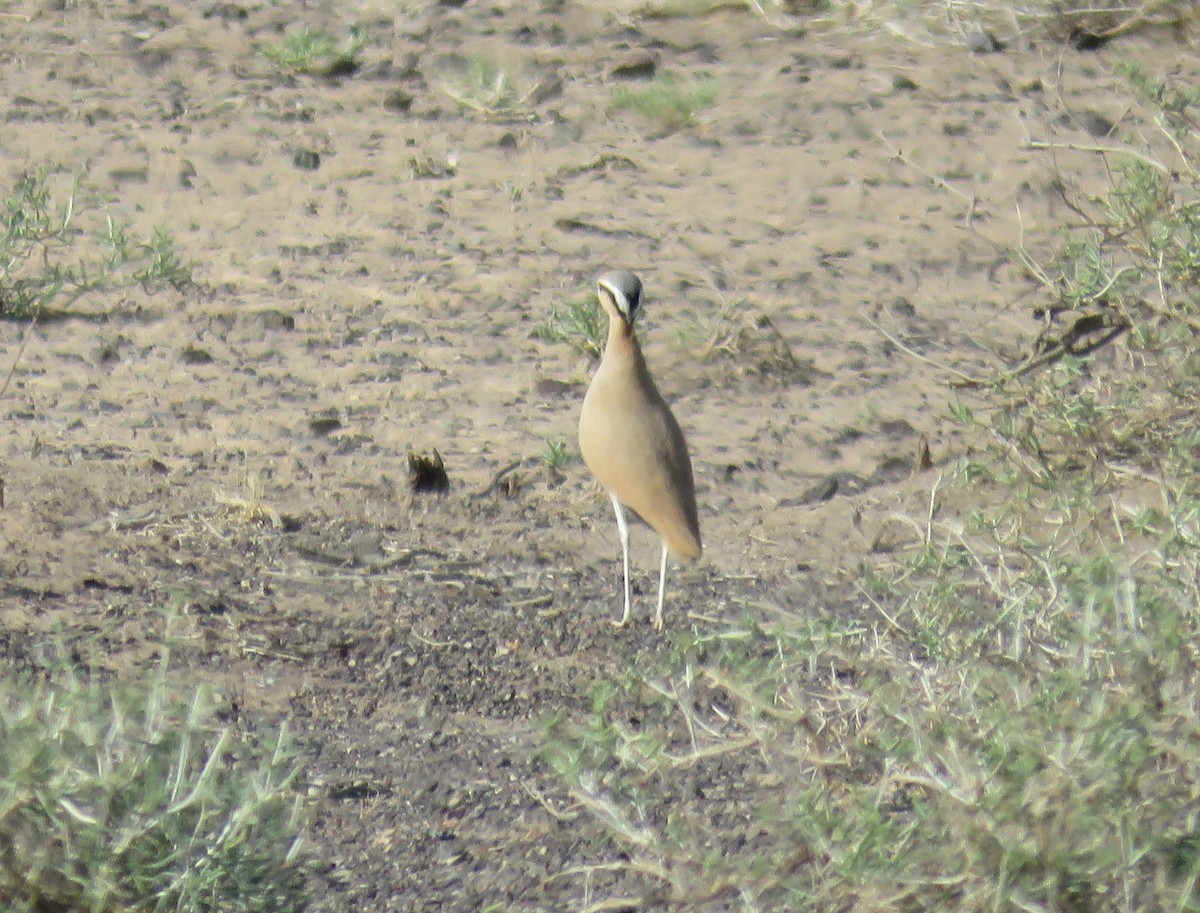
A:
<box><xmin>578</xmin><ymin>269</ymin><xmax>701</xmax><ymax>630</ymax></box>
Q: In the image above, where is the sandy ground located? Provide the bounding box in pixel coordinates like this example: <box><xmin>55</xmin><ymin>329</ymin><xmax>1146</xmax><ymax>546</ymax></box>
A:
<box><xmin>1</xmin><ymin>1</ymin><xmax>1195</xmax><ymax>909</ymax></box>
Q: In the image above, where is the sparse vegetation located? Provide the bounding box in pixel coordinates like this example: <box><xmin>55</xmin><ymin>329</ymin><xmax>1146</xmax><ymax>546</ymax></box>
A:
<box><xmin>0</xmin><ymin>168</ymin><xmax>194</xmax><ymax>319</ymax></box>
<box><xmin>611</xmin><ymin>75</ymin><xmax>718</xmax><ymax>133</ymax></box>
<box><xmin>539</xmin><ymin>436</ymin><xmax>573</xmax><ymax>469</ymax></box>
<box><xmin>677</xmin><ymin>294</ymin><xmax>816</xmax><ymax>384</ymax></box>
<box><xmin>135</xmin><ymin>224</ymin><xmax>193</xmax><ymax>289</ymax></box>
<box><xmin>544</xmin><ymin>65</ymin><xmax>1200</xmax><ymax>912</ymax></box>
<box><xmin>8</xmin><ymin>4</ymin><xmax>1200</xmax><ymax>913</ymax></box>
<box><xmin>261</xmin><ymin>25</ymin><xmax>368</xmax><ymax>77</ymax></box>
<box><xmin>741</xmin><ymin>0</ymin><xmax>1197</xmax><ymax>43</ymax></box>
<box><xmin>440</xmin><ymin>56</ymin><xmax>536</xmax><ymax>118</ymax></box>
<box><xmin>637</xmin><ymin>0</ymin><xmax>750</xmax><ymax>19</ymax></box>
<box><xmin>0</xmin><ymin>633</ymin><xmax>309</xmax><ymax>913</ymax></box>
<box><xmin>538</xmin><ymin>290</ymin><xmax>607</xmax><ymax>359</ymax></box>
<box><xmin>217</xmin><ymin>471</ymin><xmax>286</xmax><ymax>529</ymax></box>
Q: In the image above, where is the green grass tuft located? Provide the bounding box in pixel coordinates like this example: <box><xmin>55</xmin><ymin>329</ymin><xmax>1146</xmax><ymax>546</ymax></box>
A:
<box><xmin>0</xmin><ymin>636</ymin><xmax>309</xmax><ymax>913</ymax></box>
<box><xmin>261</xmin><ymin>25</ymin><xmax>368</xmax><ymax>77</ymax></box>
<box><xmin>537</xmin><ymin>291</ymin><xmax>607</xmax><ymax>360</ymax></box>
<box><xmin>439</xmin><ymin>56</ymin><xmax>538</xmax><ymax>118</ymax></box>
<box><xmin>611</xmin><ymin>75</ymin><xmax>718</xmax><ymax>133</ymax></box>
<box><xmin>539</xmin><ymin>436</ymin><xmax>573</xmax><ymax>469</ymax></box>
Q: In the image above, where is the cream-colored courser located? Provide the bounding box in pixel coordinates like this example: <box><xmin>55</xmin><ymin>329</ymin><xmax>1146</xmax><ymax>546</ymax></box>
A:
<box><xmin>578</xmin><ymin>270</ymin><xmax>701</xmax><ymax>629</ymax></box>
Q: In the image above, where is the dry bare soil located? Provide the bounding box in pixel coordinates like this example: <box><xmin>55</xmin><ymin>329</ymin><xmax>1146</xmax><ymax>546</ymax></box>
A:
<box><xmin>1</xmin><ymin>2</ymin><xmax>1195</xmax><ymax>909</ymax></box>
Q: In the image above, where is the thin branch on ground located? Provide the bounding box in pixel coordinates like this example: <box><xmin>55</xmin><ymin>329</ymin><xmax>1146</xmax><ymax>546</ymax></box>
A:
<box><xmin>862</xmin><ymin>312</ymin><xmax>986</xmax><ymax>387</ymax></box>
<box><xmin>879</xmin><ymin>130</ymin><xmax>979</xmax><ymax>222</ymax></box>
<box><xmin>1024</xmin><ymin>139</ymin><xmax>1170</xmax><ymax>173</ymax></box>
<box><xmin>0</xmin><ymin>316</ymin><xmax>37</xmax><ymax>401</ymax></box>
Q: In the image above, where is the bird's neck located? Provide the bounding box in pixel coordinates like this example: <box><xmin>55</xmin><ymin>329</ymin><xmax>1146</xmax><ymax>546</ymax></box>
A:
<box><xmin>603</xmin><ymin>319</ymin><xmax>654</xmax><ymax>387</ymax></box>
<box><xmin>608</xmin><ymin>317</ymin><xmax>634</xmax><ymax>341</ymax></box>
<box><xmin>605</xmin><ymin>318</ymin><xmax>639</xmax><ymax>361</ymax></box>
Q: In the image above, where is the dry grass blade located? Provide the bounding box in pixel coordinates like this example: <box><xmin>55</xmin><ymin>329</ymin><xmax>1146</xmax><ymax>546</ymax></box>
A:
<box><xmin>440</xmin><ymin>56</ymin><xmax>543</xmax><ymax>118</ymax></box>
<box><xmin>0</xmin><ymin>316</ymin><xmax>36</xmax><ymax>400</ymax></box>
<box><xmin>862</xmin><ymin>311</ymin><xmax>986</xmax><ymax>387</ymax></box>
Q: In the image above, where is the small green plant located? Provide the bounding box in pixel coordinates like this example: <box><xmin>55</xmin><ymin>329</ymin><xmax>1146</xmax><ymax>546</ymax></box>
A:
<box><xmin>611</xmin><ymin>75</ymin><xmax>717</xmax><ymax>133</ymax></box>
<box><xmin>440</xmin><ymin>56</ymin><xmax>533</xmax><ymax>117</ymax></box>
<box><xmin>0</xmin><ymin>636</ymin><xmax>309</xmax><ymax>913</ymax></box>
<box><xmin>1000</xmin><ymin>66</ymin><xmax>1200</xmax><ymax>473</ymax></box>
<box><xmin>0</xmin><ymin>168</ymin><xmax>195</xmax><ymax>319</ymax></box>
<box><xmin>537</xmin><ymin>291</ymin><xmax>607</xmax><ymax>359</ymax></box>
<box><xmin>539</xmin><ymin>436</ymin><xmax>572</xmax><ymax>469</ymax></box>
<box><xmin>675</xmin><ymin>295</ymin><xmax>756</xmax><ymax>354</ymax></box>
<box><xmin>136</xmin><ymin>224</ymin><xmax>193</xmax><ymax>289</ymax></box>
<box><xmin>261</xmin><ymin>25</ymin><xmax>368</xmax><ymax>77</ymax></box>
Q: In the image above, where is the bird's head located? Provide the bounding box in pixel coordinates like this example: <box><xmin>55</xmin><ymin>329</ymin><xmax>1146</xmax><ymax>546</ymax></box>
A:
<box><xmin>596</xmin><ymin>269</ymin><xmax>643</xmax><ymax>326</ymax></box>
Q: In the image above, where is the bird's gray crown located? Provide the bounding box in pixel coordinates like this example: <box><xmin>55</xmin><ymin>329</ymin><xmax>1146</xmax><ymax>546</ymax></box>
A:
<box><xmin>597</xmin><ymin>269</ymin><xmax>643</xmax><ymax>321</ymax></box>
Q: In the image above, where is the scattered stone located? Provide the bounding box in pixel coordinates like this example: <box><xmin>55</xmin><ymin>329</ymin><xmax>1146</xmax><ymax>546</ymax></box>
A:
<box><xmin>553</xmin><ymin>217</ymin><xmax>648</xmax><ymax>241</ymax></box>
<box><xmin>159</xmin><ymin>82</ymin><xmax>187</xmax><ymax>120</ymax></box>
<box><xmin>202</xmin><ymin>4</ymin><xmax>248</xmax><ymax>22</ymax></box>
<box><xmin>178</xmin><ymin>160</ymin><xmax>197</xmax><ymax>188</ymax></box>
<box><xmin>383</xmin><ymin>89</ymin><xmax>414</xmax><ymax>113</ymax></box>
<box><xmin>320</xmin><ymin>57</ymin><xmax>359</xmax><ymax>79</ymax></box>
<box><xmin>242</xmin><ymin>308</ymin><xmax>296</xmax><ymax>332</ymax></box>
<box><xmin>1080</xmin><ymin>110</ymin><xmax>1114</xmax><ymax>137</ymax></box>
<box><xmin>108</xmin><ymin>166</ymin><xmax>149</xmax><ymax>185</ymax></box>
<box><xmin>528</xmin><ymin>74</ymin><xmax>564</xmax><ymax>105</ymax></box>
<box><xmin>309</xmin><ymin>410</ymin><xmax>343</xmax><ymax>437</ymax></box>
<box><xmin>868</xmin><ymin>455</ymin><xmax>912</xmax><ymax>486</ymax></box>
<box><xmin>334</xmin><ymin>434</ymin><xmax>372</xmax><ymax>455</ymax></box>
<box><xmin>878</xmin><ymin>418</ymin><xmax>916</xmax><ymax>439</ymax></box>
<box><xmin>965</xmin><ymin>30</ymin><xmax>1005</xmax><ymax>54</ymax></box>
<box><xmin>916</xmin><ymin>435</ymin><xmax>933</xmax><ymax>473</ymax></box>
<box><xmin>91</xmin><ymin>335</ymin><xmax>127</xmax><ymax>365</ymax></box>
<box><xmin>534</xmin><ymin>377</ymin><xmax>578</xmax><ymax>398</ymax></box>
<box><xmin>280</xmin><ymin>239</ymin><xmax>351</xmax><ymax>259</ymax></box>
<box><xmin>293</xmin><ymin>149</ymin><xmax>321</xmax><ymax>171</ymax></box>
<box><xmin>610</xmin><ymin>54</ymin><xmax>656</xmax><ymax>81</ymax></box>
<box><xmin>408</xmin><ymin>449</ymin><xmax>450</xmax><ymax>495</ymax></box>
<box><xmin>145</xmin><ymin>457</ymin><xmax>170</xmax><ymax>474</ymax></box>
<box><xmin>132</xmin><ymin>46</ymin><xmax>173</xmax><ymax>75</ymax></box>
<box><xmin>799</xmin><ymin>475</ymin><xmax>839</xmax><ymax>504</ymax></box>
<box><xmin>180</xmin><ymin>344</ymin><xmax>214</xmax><ymax>365</ymax></box>
<box><xmin>408</xmin><ymin>154</ymin><xmax>456</xmax><ymax>179</ymax></box>
<box><xmin>1069</xmin><ymin>28</ymin><xmax>1109</xmax><ymax>51</ymax></box>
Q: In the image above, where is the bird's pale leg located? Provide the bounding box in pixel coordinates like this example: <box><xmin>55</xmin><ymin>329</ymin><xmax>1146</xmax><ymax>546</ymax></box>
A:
<box><xmin>654</xmin><ymin>541</ymin><xmax>669</xmax><ymax>630</ymax></box>
<box><xmin>609</xmin><ymin>493</ymin><xmax>633</xmax><ymax>626</ymax></box>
